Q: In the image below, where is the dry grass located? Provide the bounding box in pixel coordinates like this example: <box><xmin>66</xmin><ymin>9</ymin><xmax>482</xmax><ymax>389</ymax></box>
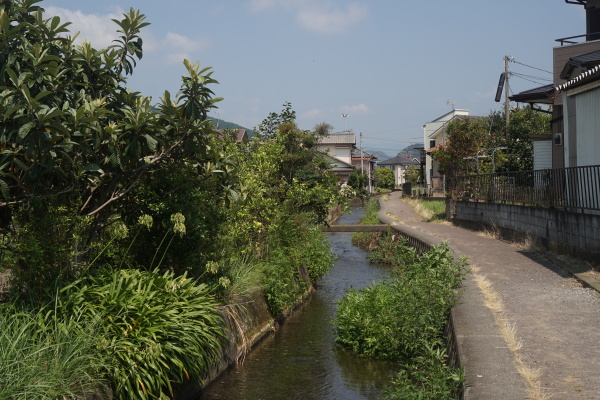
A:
<box><xmin>385</xmin><ymin>211</ymin><xmax>402</xmax><ymax>223</ymax></box>
<box><xmin>476</xmin><ymin>222</ymin><xmax>501</xmax><ymax>240</ymax></box>
<box><xmin>471</xmin><ymin>266</ymin><xmax>550</xmax><ymax>400</ymax></box>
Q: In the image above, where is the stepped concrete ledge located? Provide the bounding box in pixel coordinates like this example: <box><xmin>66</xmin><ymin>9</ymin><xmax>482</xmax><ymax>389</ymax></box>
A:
<box><xmin>377</xmin><ymin>192</ymin><xmax>600</xmax><ymax>400</ymax></box>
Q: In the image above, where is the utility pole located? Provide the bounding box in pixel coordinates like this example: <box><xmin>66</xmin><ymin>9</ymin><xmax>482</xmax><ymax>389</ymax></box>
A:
<box><xmin>504</xmin><ymin>55</ymin><xmax>510</xmax><ymax>128</ymax></box>
<box><xmin>360</xmin><ymin>131</ymin><xmax>368</xmax><ymax>192</ymax></box>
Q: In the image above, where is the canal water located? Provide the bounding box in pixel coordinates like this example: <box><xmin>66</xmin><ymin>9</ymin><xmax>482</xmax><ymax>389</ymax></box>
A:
<box><xmin>198</xmin><ymin>208</ymin><xmax>398</xmax><ymax>400</ymax></box>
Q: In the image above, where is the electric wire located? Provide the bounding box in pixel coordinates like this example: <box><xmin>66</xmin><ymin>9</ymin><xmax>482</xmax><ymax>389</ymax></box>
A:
<box><xmin>509</xmin><ymin>59</ymin><xmax>552</xmax><ymax>75</ymax></box>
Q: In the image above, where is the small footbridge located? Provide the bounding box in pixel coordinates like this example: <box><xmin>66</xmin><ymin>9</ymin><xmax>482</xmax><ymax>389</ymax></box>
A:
<box><xmin>322</xmin><ymin>222</ymin><xmax>432</xmax><ymax>254</ymax></box>
<box><xmin>321</xmin><ymin>224</ymin><xmax>391</xmax><ymax>232</ymax></box>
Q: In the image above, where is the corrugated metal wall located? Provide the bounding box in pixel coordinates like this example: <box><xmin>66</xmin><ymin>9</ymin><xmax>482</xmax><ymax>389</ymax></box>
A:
<box><xmin>575</xmin><ymin>87</ymin><xmax>600</xmax><ymax>167</ymax></box>
<box><xmin>533</xmin><ymin>141</ymin><xmax>552</xmax><ymax>170</ymax></box>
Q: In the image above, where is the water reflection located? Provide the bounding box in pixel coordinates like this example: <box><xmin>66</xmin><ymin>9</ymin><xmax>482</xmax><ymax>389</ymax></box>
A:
<box><xmin>198</xmin><ymin>209</ymin><xmax>397</xmax><ymax>400</ymax></box>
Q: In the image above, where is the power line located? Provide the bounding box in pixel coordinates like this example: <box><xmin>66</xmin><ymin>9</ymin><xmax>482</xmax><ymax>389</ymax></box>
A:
<box><xmin>511</xmin><ymin>72</ymin><xmax>552</xmax><ymax>82</ymax></box>
<box><xmin>509</xmin><ymin>58</ymin><xmax>552</xmax><ymax>75</ymax></box>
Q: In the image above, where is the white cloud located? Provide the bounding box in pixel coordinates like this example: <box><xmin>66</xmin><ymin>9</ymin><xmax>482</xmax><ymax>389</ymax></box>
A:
<box><xmin>302</xmin><ymin>108</ymin><xmax>325</xmax><ymax>119</ymax></box>
<box><xmin>248</xmin><ymin>0</ymin><xmax>368</xmax><ymax>34</ymax></box>
<box><xmin>340</xmin><ymin>104</ymin><xmax>370</xmax><ymax>115</ymax></box>
<box><xmin>44</xmin><ymin>7</ymin><xmax>210</xmax><ymax>67</ymax></box>
<box><xmin>248</xmin><ymin>0</ymin><xmax>280</xmax><ymax>12</ymax></box>
<box><xmin>45</xmin><ymin>6</ymin><xmax>123</xmax><ymax>48</ymax></box>
<box><xmin>297</xmin><ymin>3</ymin><xmax>368</xmax><ymax>34</ymax></box>
<box><xmin>162</xmin><ymin>32</ymin><xmax>211</xmax><ymax>65</ymax></box>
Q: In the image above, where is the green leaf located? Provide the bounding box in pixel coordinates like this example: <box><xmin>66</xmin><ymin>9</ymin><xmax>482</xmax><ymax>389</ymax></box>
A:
<box><xmin>18</xmin><ymin>122</ymin><xmax>35</xmax><ymax>139</ymax></box>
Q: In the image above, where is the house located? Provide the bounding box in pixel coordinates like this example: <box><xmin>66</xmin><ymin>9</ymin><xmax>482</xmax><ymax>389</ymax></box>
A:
<box><xmin>351</xmin><ymin>148</ymin><xmax>378</xmax><ymax>192</ymax></box>
<box><xmin>376</xmin><ymin>155</ymin><xmax>420</xmax><ymax>188</ymax></box>
<box><xmin>556</xmin><ymin>64</ymin><xmax>600</xmax><ymax>168</ymax></box>
<box><xmin>316</xmin><ymin>132</ymin><xmax>356</xmax><ymax>182</ymax></box>
<box><xmin>215</xmin><ymin>129</ymin><xmax>249</xmax><ymax>144</ymax></box>
<box><xmin>423</xmin><ymin>109</ymin><xmax>470</xmax><ymax>192</ymax></box>
<box><xmin>510</xmin><ymin>0</ymin><xmax>600</xmax><ymax>169</ymax></box>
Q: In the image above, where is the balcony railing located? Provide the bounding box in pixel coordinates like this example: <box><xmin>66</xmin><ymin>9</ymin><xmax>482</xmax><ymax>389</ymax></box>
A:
<box><xmin>449</xmin><ymin>165</ymin><xmax>600</xmax><ymax>213</ymax></box>
<box><xmin>555</xmin><ymin>32</ymin><xmax>600</xmax><ymax>46</ymax></box>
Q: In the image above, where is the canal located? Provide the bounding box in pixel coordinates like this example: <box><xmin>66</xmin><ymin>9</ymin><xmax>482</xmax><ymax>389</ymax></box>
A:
<box><xmin>198</xmin><ymin>208</ymin><xmax>398</xmax><ymax>400</ymax></box>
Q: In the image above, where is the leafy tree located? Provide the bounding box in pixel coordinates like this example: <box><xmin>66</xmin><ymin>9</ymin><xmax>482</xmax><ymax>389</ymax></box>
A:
<box><xmin>429</xmin><ymin>117</ymin><xmax>489</xmax><ymax>178</ymax></box>
<box><xmin>0</xmin><ymin>0</ymin><xmax>230</xmax><ymax>294</ymax></box>
<box><xmin>404</xmin><ymin>165</ymin><xmax>421</xmax><ymax>185</ymax></box>
<box><xmin>496</xmin><ymin>107</ymin><xmax>550</xmax><ymax>172</ymax></box>
<box><xmin>430</xmin><ymin>107</ymin><xmax>550</xmax><ymax>181</ymax></box>
<box><xmin>347</xmin><ymin>168</ymin><xmax>367</xmax><ymax>190</ymax></box>
<box><xmin>255</xmin><ymin>101</ymin><xmax>296</xmax><ymax>137</ymax></box>
<box><xmin>374</xmin><ymin>167</ymin><xmax>394</xmax><ymax>189</ymax></box>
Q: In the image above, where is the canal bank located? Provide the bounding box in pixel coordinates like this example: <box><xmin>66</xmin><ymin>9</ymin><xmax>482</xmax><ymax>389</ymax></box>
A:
<box><xmin>378</xmin><ymin>192</ymin><xmax>600</xmax><ymax>399</ymax></box>
<box><xmin>194</xmin><ymin>208</ymin><xmax>398</xmax><ymax>400</ymax></box>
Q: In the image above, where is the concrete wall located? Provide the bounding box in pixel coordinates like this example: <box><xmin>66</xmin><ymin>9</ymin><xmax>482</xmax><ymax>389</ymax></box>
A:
<box><xmin>448</xmin><ymin>200</ymin><xmax>600</xmax><ymax>261</ymax></box>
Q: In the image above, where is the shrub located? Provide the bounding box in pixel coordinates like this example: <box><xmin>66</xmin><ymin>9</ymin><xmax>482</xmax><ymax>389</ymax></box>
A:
<box><xmin>384</xmin><ymin>345</ymin><xmax>464</xmax><ymax>399</ymax></box>
<box><xmin>352</xmin><ymin>197</ymin><xmax>382</xmax><ymax>249</ymax></box>
<box><xmin>0</xmin><ymin>307</ymin><xmax>108</xmax><ymax>399</ymax></box>
<box><xmin>333</xmin><ymin>242</ymin><xmax>466</xmax><ymax>398</ymax></box>
<box><xmin>55</xmin><ymin>268</ymin><xmax>224</xmax><ymax>400</ymax></box>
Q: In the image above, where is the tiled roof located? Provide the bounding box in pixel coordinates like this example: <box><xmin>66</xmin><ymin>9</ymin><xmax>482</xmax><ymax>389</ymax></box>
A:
<box><xmin>560</xmin><ymin>49</ymin><xmax>600</xmax><ymax>79</ymax></box>
<box><xmin>378</xmin><ymin>155</ymin><xmax>420</xmax><ymax>166</ymax></box>
<box><xmin>216</xmin><ymin>129</ymin><xmax>248</xmax><ymax>142</ymax></box>
<box><xmin>509</xmin><ymin>84</ymin><xmax>554</xmax><ymax>104</ymax></box>
<box><xmin>351</xmin><ymin>148</ymin><xmax>377</xmax><ymax>159</ymax></box>
<box><xmin>317</xmin><ymin>133</ymin><xmax>356</xmax><ymax>145</ymax></box>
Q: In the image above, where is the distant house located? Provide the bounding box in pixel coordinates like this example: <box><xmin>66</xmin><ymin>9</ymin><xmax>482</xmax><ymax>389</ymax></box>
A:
<box><xmin>351</xmin><ymin>148</ymin><xmax>377</xmax><ymax>191</ymax></box>
<box><xmin>215</xmin><ymin>129</ymin><xmax>249</xmax><ymax>144</ymax></box>
<box><xmin>316</xmin><ymin>132</ymin><xmax>356</xmax><ymax>182</ymax></box>
<box><xmin>423</xmin><ymin>109</ymin><xmax>469</xmax><ymax>192</ymax></box>
<box><xmin>377</xmin><ymin>155</ymin><xmax>420</xmax><ymax>187</ymax></box>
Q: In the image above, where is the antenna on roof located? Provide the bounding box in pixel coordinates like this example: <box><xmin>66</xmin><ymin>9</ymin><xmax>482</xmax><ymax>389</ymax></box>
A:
<box><xmin>446</xmin><ymin>100</ymin><xmax>459</xmax><ymax>110</ymax></box>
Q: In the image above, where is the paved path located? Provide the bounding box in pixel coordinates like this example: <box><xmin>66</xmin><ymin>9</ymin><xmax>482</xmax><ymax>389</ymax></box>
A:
<box><xmin>378</xmin><ymin>192</ymin><xmax>600</xmax><ymax>400</ymax></box>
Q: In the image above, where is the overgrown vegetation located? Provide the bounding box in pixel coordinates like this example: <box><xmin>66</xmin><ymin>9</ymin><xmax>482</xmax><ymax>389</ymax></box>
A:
<box><xmin>406</xmin><ymin>199</ymin><xmax>446</xmax><ymax>222</ymax></box>
<box><xmin>0</xmin><ymin>308</ymin><xmax>108</xmax><ymax>399</ymax></box>
<box><xmin>351</xmin><ymin>197</ymin><xmax>381</xmax><ymax>249</ymax></box>
<box><xmin>430</xmin><ymin>108</ymin><xmax>551</xmax><ymax>181</ymax></box>
<box><xmin>374</xmin><ymin>167</ymin><xmax>395</xmax><ymax>189</ymax></box>
<box><xmin>0</xmin><ymin>1</ymin><xmax>342</xmax><ymax>397</ymax></box>
<box><xmin>338</xmin><ymin>202</ymin><xmax>467</xmax><ymax>399</ymax></box>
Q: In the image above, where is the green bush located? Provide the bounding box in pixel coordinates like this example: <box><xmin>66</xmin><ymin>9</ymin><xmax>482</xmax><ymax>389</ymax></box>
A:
<box><xmin>0</xmin><ymin>308</ymin><xmax>108</xmax><ymax>399</ymax></box>
<box><xmin>55</xmin><ymin>268</ymin><xmax>224</xmax><ymax>400</ymax></box>
<box><xmin>351</xmin><ymin>197</ymin><xmax>382</xmax><ymax>249</ymax></box>
<box><xmin>384</xmin><ymin>345</ymin><xmax>464</xmax><ymax>399</ymax></box>
<box><xmin>261</xmin><ymin>249</ymin><xmax>309</xmax><ymax>316</ymax></box>
<box><xmin>368</xmin><ymin>234</ymin><xmax>418</xmax><ymax>266</ymax></box>
<box><xmin>333</xmin><ymin>242</ymin><xmax>467</xmax><ymax>397</ymax></box>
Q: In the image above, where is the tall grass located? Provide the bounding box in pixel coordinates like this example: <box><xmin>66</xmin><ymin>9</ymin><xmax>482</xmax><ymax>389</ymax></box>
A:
<box><xmin>55</xmin><ymin>268</ymin><xmax>225</xmax><ymax>400</ymax></box>
<box><xmin>406</xmin><ymin>199</ymin><xmax>446</xmax><ymax>222</ymax></box>
<box><xmin>0</xmin><ymin>308</ymin><xmax>108</xmax><ymax>399</ymax></box>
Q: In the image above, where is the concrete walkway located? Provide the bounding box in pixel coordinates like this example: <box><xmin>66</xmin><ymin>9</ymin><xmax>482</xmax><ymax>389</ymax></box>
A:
<box><xmin>377</xmin><ymin>192</ymin><xmax>600</xmax><ymax>400</ymax></box>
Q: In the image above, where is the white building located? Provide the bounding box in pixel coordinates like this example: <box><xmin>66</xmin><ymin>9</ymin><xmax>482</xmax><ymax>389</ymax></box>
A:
<box><xmin>423</xmin><ymin>109</ymin><xmax>469</xmax><ymax>192</ymax></box>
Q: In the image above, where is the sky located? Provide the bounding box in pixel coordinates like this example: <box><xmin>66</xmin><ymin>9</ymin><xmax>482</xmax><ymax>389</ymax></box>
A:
<box><xmin>41</xmin><ymin>0</ymin><xmax>586</xmax><ymax>157</ymax></box>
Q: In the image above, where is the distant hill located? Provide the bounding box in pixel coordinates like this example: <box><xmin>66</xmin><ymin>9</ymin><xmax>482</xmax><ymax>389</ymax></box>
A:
<box><xmin>210</xmin><ymin>118</ymin><xmax>254</xmax><ymax>137</ymax></box>
<box><xmin>366</xmin><ymin>150</ymin><xmax>390</xmax><ymax>160</ymax></box>
<box><xmin>396</xmin><ymin>143</ymin><xmax>424</xmax><ymax>159</ymax></box>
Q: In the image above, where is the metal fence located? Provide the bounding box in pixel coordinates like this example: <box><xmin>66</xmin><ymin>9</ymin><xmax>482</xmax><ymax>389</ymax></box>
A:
<box><xmin>449</xmin><ymin>165</ymin><xmax>600</xmax><ymax>212</ymax></box>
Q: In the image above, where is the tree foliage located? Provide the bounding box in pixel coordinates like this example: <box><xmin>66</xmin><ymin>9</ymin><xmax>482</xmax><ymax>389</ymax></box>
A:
<box><xmin>0</xmin><ymin>0</ymin><xmax>232</xmax><ymax>295</ymax></box>
<box><xmin>374</xmin><ymin>167</ymin><xmax>395</xmax><ymax>189</ymax></box>
<box><xmin>430</xmin><ymin>107</ymin><xmax>551</xmax><ymax>179</ymax></box>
